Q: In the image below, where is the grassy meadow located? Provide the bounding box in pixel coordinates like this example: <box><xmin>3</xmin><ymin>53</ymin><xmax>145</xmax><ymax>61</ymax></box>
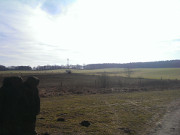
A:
<box><xmin>0</xmin><ymin>68</ymin><xmax>180</xmax><ymax>134</ymax></box>
<box><xmin>37</xmin><ymin>89</ymin><xmax>180</xmax><ymax>135</ymax></box>
<box><xmin>0</xmin><ymin>68</ymin><xmax>180</xmax><ymax>79</ymax></box>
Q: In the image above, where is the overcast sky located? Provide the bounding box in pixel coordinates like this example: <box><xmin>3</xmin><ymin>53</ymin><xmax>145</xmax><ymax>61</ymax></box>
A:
<box><xmin>1</xmin><ymin>0</ymin><xmax>180</xmax><ymax>66</ymax></box>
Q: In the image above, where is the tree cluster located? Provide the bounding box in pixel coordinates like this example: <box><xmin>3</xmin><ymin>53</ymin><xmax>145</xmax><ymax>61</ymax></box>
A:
<box><xmin>0</xmin><ymin>65</ymin><xmax>84</xmax><ymax>71</ymax></box>
<box><xmin>34</xmin><ymin>64</ymin><xmax>83</xmax><ymax>70</ymax></box>
<box><xmin>0</xmin><ymin>65</ymin><xmax>32</xmax><ymax>71</ymax></box>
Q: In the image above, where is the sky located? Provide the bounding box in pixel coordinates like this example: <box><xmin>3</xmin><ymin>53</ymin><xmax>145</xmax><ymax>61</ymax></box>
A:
<box><xmin>0</xmin><ymin>0</ymin><xmax>180</xmax><ymax>66</ymax></box>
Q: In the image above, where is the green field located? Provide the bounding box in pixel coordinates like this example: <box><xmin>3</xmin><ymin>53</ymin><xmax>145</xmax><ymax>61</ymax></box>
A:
<box><xmin>36</xmin><ymin>89</ymin><xmax>180</xmax><ymax>135</ymax></box>
<box><xmin>85</xmin><ymin>68</ymin><xmax>180</xmax><ymax>79</ymax></box>
<box><xmin>1</xmin><ymin>68</ymin><xmax>180</xmax><ymax>134</ymax></box>
<box><xmin>1</xmin><ymin>68</ymin><xmax>180</xmax><ymax>80</ymax></box>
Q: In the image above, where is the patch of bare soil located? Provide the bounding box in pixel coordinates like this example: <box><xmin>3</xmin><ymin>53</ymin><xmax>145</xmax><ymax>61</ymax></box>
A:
<box><xmin>148</xmin><ymin>99</ymin><xmax>180</xmax><ymax>135</ymax></box>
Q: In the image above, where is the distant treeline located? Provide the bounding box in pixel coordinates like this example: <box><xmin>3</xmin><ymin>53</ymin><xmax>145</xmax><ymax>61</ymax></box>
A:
<box><xmin>0</xmin><ymin>60</ymin><xmax>180</xmax><ymax>71</ymax></box>
<box><xmin>0</xmin><ymin>65</ymin><xmax>83</xmax><ymax>71</ymax></box>
<box><xmin>84</xmin><ymin>60</ymin><xmax>180</xmax><ymax>69</ymax></box>
<box><xmin>0</xmin><ymin>65</ymin><xmax>32</xmax><ymax>71</ymax></box>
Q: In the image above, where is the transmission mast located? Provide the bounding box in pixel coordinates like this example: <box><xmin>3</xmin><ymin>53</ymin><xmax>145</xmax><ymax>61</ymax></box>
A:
<box><xmin>67</xmin><ymin>58</ymin><xmax>69</xmax><ymax>69</ymax></box>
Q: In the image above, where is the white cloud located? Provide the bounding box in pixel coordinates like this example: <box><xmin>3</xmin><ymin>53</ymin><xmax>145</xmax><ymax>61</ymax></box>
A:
<box><xmin>1</xmin><ymin>0</ymin><xmax>180</xmax><ymax>66</ymax></box>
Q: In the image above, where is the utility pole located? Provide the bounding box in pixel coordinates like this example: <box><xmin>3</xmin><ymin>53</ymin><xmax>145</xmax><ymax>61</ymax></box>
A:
<box><xmin>66</xmin><ymin>58</ymin><xmax>71</xmax><ymax>74</ymax></box>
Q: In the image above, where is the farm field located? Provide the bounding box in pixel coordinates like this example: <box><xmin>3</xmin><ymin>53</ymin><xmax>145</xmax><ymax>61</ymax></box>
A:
<box><xmin>0</xmin><ymin>68</ymin><xmax>180</xmax><ymax>134</ymax></box>
<box><xmin>1</xmin><ymin>68</ymin><xmax>180</xmax><ymax>96</ymax></box>
<box><xmin>1</xmin><ymin>68</ymin><xmax>180</xmax><ymax>79</ymax></box>
<box><xmin>36</xmin><ymin>89</ymin><xmax>180</xmax><ymax>135</ymax></box>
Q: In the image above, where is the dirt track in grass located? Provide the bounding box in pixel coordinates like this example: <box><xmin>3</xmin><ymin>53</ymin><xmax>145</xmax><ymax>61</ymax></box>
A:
<box><xmin>148</xmin><ymin>99</ymin><xmax>180</xmax><ymax>135</ymax></box>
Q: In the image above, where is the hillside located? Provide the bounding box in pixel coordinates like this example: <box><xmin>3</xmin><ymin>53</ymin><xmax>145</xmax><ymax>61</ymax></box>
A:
<box><xmin>84</xmin><ymin>60</ymin><xmax>180</xmax><ymax>69</ymax></box>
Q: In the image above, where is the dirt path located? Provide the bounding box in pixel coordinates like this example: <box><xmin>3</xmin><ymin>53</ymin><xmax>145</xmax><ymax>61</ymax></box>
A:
<box><xmin>149</xmin><ymin>99</ymin><xmax>180</xmax><ymax>135</ymax></box>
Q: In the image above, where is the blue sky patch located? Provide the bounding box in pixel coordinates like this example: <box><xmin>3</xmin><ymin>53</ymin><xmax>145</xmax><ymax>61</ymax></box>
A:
<box><xmin>41</xmin><ymin>0</ymin><xmax>76</xmax><ymax>15</ymax></box>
